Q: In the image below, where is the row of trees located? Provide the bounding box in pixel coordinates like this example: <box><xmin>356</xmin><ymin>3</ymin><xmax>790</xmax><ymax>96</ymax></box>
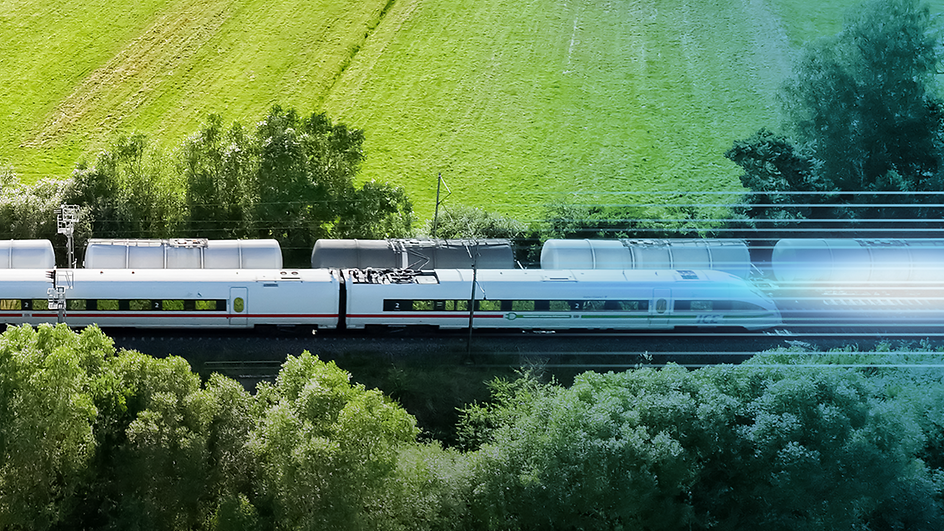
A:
<box><xmin>1</xmin><ymin>106</ymin><xmax>413</xmax><ymax>266</ymax></box>
<box><xmin>2</xmin><ymin>324</ymin><xmax>942</xmax><ymax>530</ymax></box>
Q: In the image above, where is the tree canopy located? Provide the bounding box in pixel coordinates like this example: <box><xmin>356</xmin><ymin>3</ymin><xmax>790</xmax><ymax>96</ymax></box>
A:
<box><xmin>0</xmin><ymin>325</ymin><xmax>942</xmax><ymax>530</ymax></box>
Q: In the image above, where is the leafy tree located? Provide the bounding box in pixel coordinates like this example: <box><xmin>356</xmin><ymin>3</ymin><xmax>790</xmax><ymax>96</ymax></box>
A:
<box><xmin>103</xmin><ymin>352</ymin><xmax>217</xmax><ymax>530</ymax></box>
<box><xmin>0</xmin><ymin>325</ymin><xmax>110</xmax><ymax>530</ymax></box>
<box><xmin>425</xmin><ymin>205</ymin><xmax>526</xmax><ymax>240</ymax></box>
<box><xmin>0</xmin><ymin>324</ymin><xmax>262</xmax><ymax>531</ymax></box>
<box><xmin>334</xmin><ymin>180</ymin><xmax>413</xmax><ymax>239</ymax></box>
<box><xmin>462</xmin><ymin>364</ymin><xmax>942</xmax><ymax>530</ymax></box>
<box><xmin>252</xmin><ymin>106</ymin><xmax>372</xmax><ymax>263</ymax></box>
<box><xmin>464</xmin><ymin>368</ymin><xmax>698</xmax><ymax>530</ymax></box>
<box><xmin>0</xmin><ymin>171</ymin><xmax>87</xmax><ymax>264</ymax></box>
<box><xmin>70</xmin><ymin>133</ymin><xmax>185</xmax><ymax>239</ymax></box>
<box><xmin>179</xmin><ymin>115</ymin><xmax>258</xmax><ymax>239</ymax></box>
<box><xmin>784</xmin><ymin>0</ymin><xmax>943</xmax><ymax>192</ymax></box>
<box><xmin>48</xmin><ymin>106</ymin><xmax>414</xmax><ymax>265</ymax></box>
<box><xmin>251</xmin><ymin>351</ymin><xmax>419</xmax><ymax>530</ymax></box>
<box><xmin>728</xmin><ymin>0</ymin><xmax>944</xmax><ymax>232</ymax></box>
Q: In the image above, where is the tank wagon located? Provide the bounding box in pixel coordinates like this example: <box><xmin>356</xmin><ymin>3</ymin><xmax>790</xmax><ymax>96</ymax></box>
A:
<box><xmin>0</xmin><ymin>240</ymin><xmax>55</xmax><ymax>269</ymax></box>
<box><xmin>772</xmin><ymin>239</ymin><xmax>944</xmax><ymax>284</ymax></box>
<box><xmin>311</xmin><ymin>238</ymin><xmax>514</xmax><ymax>270</ymax></box>
<box><xmin>540</xmin><ymin>239</ymin><xmax>752</xmax><ymax>278</ymax></box>
<box><xmin>84</xmin><ymin>238</ymin><xmax>282</xmax><ymax>269</ymax></box>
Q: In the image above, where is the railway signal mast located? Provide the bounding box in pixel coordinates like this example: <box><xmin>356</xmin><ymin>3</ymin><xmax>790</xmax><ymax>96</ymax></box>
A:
<box><xmin>57</xmin><ymin>204</ymin><xmax>80</xmax><ymax>269</ymax></box>
<box><xmin>48</xmin><ymin>204</ymin><xmax>79</xmax><ymax>323</ymax></box>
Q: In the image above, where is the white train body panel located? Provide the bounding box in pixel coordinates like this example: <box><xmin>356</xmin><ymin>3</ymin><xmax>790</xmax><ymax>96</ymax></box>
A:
<box><xmin>344</xmin><ymin>268</ymin><xmax>780</xmax><ymax>331</ymax></box>
<box><xmin>0</xmin><ymin>269</ymin><xmax>339</xmax><ymax>329</ymax></box>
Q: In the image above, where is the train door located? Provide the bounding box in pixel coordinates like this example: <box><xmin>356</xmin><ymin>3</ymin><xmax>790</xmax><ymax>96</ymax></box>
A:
<box><xmin>230</xmin><ymin>287</ymin><xmax>248</xmax><ymax>327</ymax></box>
<box><xmin>651</xmin><ymin>289</ymin><xmax>671</xmax><ymax>328</ymax></box>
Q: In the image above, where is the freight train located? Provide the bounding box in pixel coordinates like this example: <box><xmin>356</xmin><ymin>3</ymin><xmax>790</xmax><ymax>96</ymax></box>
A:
<box><xmin>0</xmin><ymin>237</ymin><xmax>941</xmax><ymax>333</ymax></box>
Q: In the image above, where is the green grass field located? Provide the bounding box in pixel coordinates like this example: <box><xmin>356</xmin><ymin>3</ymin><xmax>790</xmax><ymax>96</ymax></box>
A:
<box><xmin>2</xmin><ymin>0</ymin><xmax>939</xmax><ymax>221</ymax></box>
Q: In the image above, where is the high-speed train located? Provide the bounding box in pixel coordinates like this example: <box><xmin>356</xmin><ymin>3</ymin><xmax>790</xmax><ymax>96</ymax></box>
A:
<box><xmin>0</xmin><ymin>266</ymin><xmax>781</xmax><ymax>332</ymax></box>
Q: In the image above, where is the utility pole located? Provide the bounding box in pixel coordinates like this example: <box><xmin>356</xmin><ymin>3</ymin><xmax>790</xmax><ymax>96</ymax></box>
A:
<box><xmin>466</xmin><ymin>240</ymin><xmax>479</xmax><ymax>359</ymax></box>
<box><xmin>431</xmin><ymin>173</ymin><xmax>450</xmax><ymax>239</ymax></box>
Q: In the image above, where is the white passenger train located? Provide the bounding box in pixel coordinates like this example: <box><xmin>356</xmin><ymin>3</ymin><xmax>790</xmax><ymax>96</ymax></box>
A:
<box><xmin>0</xmin><ymin>265</ymin><xmax>781</xmax><ymax>332</ymax></box>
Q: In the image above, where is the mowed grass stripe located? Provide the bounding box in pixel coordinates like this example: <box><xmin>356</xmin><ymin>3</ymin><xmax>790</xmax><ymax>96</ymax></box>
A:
<box><xmin>4</xmin><ymin>0</ymin><xmax>390</xmax><ymax>177</ymax></box>
<box><xmin>133</xmin><ymin>0</ymin><xmax>394</xmax><ymax>138</ymax></box>
<box><xmin>324</xmin><ymin>0</ymin><xmax>800</xmax><ymax>218</ymax></box>
<box><xmin>25</xmin><ymin>0</ymin><xmax>235</xmax><ymax>149</ymax></box>
<box><xmin>0</xmin><ymin>0</ymin><xmax>173</xmax><ymax>173</ymax></box>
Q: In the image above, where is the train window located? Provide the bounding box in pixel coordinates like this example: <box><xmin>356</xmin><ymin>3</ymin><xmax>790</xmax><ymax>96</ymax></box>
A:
<box><xmin>96</xmin><ymin>300</ymin><xmax>117</xmax><ymax>311</ymax></box>
<box><xmin>451</xmin><ymin>300</ymin><xmax>470</xmax><ymax>311</ymax></box>
<box><xmin>163</xmin><ymin>300</ymin><xmax>184</xmax><ymax>311</ymax></box>
<box><xmin>655</xmin><ymin>299</ymin><xmax>668</xmax><ymax>314</ymax></box>
<box><xmin>233</xmin><ymin>298</ymin><xmax>245</xmax><ymax>313</ymax></box>
<box><xmin>32</xmin><ymin>299</ymin><xmax>48</xmax><ymax>310</ymax></box>
<box><xmin>617</xmin><ymin>300</ymin><xmax>648</xmax><ymax>311</ymax></box>
<box><xmin>549</xmin><ymin>301</ymin><xmax>571</xmax><ymax>312</ymax></box>
<box><xmin>413</xmin><ymin>300</ymin><xmax>435</xmax><ymax>311</ymax></box>
<box><xmin>731</xmin><ymin>301</ymin><xmax>766</xmax><ymax>312</ymax></box>
<box><xmin>690</xmin><ymin>300</ymin><xmax>713</xmax><ymax>311</ymax></box>
<box><xmin>676</xmin><ymin>300</ymin><xmax>742</xmax><ymax>311</ymax></box>
<box><xmin>574</xmin><ymin>301</ymin><xmax>605</xmax><ymax>311</ymax></box>
<box><xmin>195</xmin><ymin>300</ymin><xmax>220</xmax><ymax>311</ymax></box>
<box><xmin>0</xmin><ymin>299</ymin><xmax>21</xmax><ymax>310</ymax></box>
<box><xmin>476</xmin><ymin>300</ymin><xmax>501</xmax><ymax>311</ymax></box>
<box><xmin>129</xmin><ymin>299</ymin><xmax>151</xmax><ymax>311</ymax></box>
<box><xmin>512</xmin><ymin>300</ymin><xmax>535</xmax><ymax>311</ymax></box>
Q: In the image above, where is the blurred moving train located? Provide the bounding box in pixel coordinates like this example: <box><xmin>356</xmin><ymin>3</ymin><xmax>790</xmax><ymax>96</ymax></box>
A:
<box><xmin>1</xmin><ymin>236</ymin><xmax>941</xmax><ymax>332</ymax></box>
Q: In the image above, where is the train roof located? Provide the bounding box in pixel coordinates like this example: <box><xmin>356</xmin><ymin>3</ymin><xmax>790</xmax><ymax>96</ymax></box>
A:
<box><xmin>59</xmin><ymin>268</ymin><xmax>337</xmax><ymax>283</ymax></box>
<box><xmin>345</xmin><ymin>268</ymin><xmax>746</xmax><ymax>285</ymax></box>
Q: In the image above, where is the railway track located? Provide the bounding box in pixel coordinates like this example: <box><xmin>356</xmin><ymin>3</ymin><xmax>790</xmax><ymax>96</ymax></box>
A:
<box><xmin>106</xmin><ymin>325</ymin><xmax>944</xmax><ymax>387</ymax></box>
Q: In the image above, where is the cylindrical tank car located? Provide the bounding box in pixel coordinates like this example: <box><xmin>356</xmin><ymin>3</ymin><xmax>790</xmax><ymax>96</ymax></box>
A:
<box><xmin>540</xmin><ymin>239</ymin><xmax>752</xmax><ymax>278</ymax></box>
